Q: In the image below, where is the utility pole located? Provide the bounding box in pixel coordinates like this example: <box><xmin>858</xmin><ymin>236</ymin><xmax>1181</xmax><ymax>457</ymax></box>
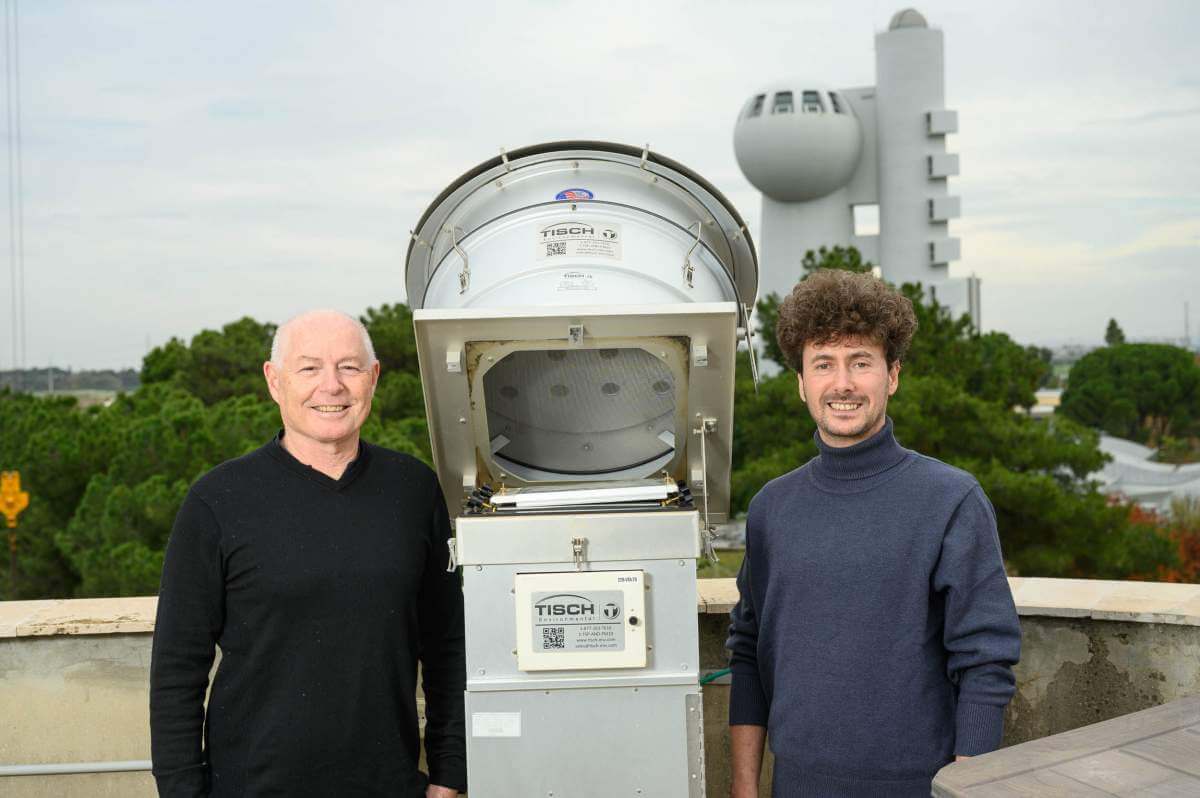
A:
<box><xmin>1185</xmin><ymin>301</ymin><xmax>1192</xmax><ymax>351</ymax></box>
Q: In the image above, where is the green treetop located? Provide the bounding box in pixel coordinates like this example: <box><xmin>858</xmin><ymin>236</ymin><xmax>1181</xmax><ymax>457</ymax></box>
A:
<box><xmin>1105</xmin><ymin>318</ymin><xmax>1127</xmax><ymax>346</ymax></box>
<box><xmin>1060</xmin><ymin>343</ymin><xmax>1200</xmax><ymax>444</ymax></box>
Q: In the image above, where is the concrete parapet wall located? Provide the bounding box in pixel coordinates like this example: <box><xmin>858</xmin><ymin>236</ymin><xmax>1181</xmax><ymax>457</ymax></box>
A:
<box><xmin>0</xmin><ymin>632</ymin><xmax>154</xmax><ymax>797</ymax></box>
<box><xmin>1</xmin><ymin>578</ymin><xmax>1198</xmax><ymax>796</ymax></box>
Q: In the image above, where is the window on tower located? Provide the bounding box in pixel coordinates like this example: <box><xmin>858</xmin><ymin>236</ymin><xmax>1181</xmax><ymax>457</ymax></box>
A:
<box><xmin>853</xmin><ymin>204</ymin><xmax>880</xmax><ymax>236</ymax></box>
<box><xmin>747</xmin><ymin>94</ymin><xmax>766</xmax><ymax>118</ymax></box>
<box><xmin>771</xmin><ymin>91</ymin><xmax>794</xmax><ymax>114</ymax></box>
<box><xmin>802</xmin><ymin>91</ymin><xmax>824</xmax><ymax>113</ymax></box>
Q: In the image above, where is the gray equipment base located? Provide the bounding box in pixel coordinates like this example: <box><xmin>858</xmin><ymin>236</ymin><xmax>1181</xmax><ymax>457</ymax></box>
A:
<box><xmin>466</xmin><ymin>684</ymin><xmax>705</xmax><ymax>798</ymax></box>
<box><xmin>458</xmin><ymin>510</ymin><xmax>706</xmax><ymax>795</ymax></box>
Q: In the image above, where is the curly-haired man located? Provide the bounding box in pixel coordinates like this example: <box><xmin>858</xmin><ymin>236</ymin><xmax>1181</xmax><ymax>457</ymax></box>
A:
<box><xmin>726</xmin><ymin>270</ymin><xmax>1021</xmax><ymax>797</ymax></box>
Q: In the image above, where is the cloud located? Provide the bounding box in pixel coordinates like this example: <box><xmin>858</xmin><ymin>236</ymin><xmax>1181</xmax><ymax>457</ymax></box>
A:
<box><xmin>7</xmin><ymin>0</ymin><xmax>1200</xmax><ymax>368</ymax></box>
<box><xmin>960</xmin><ymin>216</ymin><xmax>1200</xmax><ymax>282</ymax></box>
<box><xmin>1087</xmin><ymin>105</ymin><xmax>1200</xmax><ymax>126</ymax></box>
<box><xmin>1111</xmin><ymin>218</ymin><xmax>1200</xmax><ymax>259</ymax></box>
<box><xmin>206</xmin><ymin>99</ymin><xmax>266</xmax><ymax>119</ymax></box>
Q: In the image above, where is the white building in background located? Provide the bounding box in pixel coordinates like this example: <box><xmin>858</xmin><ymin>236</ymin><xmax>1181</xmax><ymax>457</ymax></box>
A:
<box><xmin>733</xmin><ymin>7</ymin><xmax>979</xmax><ymax>326</ymax></box>
<box><xmin>1097</xmin><ymin>436</ymin><xmax>1200</xmax><ymax>515</ymax></box>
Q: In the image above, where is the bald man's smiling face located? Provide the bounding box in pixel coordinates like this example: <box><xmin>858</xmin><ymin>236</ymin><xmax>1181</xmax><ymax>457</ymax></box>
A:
<box><xmin>264</xmin><ymin>314</ymin><xmax>380</xmax><ymax>453</ymax></box>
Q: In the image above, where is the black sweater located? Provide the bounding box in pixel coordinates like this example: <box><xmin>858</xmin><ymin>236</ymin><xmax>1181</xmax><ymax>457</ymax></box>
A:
<box><xmin>727</xmin><ymin>420</ymin><xmax>1020</xmax><ymax>796</ymax></box>
<box><xmin>150</xmin><ymin>435</ymin><xmax>466</xmax><ymax>797</ymax></box>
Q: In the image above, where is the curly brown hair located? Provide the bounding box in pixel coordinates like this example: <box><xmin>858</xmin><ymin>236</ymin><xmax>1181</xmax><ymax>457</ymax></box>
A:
<box><xmin>775</xmin><ymin>269</ymin><xmax>918</xmax><ymax>372</ymax></box>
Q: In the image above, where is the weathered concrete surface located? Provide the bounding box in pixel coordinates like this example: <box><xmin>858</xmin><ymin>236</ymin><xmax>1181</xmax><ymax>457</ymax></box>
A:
<box><xmin>1007</xmin><ymin>576</ymin><xmax>1200</xmax><ymax>626</ymax></box>
<box><xmin>2</xmin><ymin>580</ymin><xmax>1199</xmax><ymax>796</ymax></box>
<box><xmin>0</xmin><ymin>773</ymin><xmax>154</xmax><ymax>798</ymax></box>
<box><xmin>935</xmin><ymin>696</ymin><xmax>1200</xmax><ymax>797</ymax></box>
<box><xmin>0</xmin><ymin>596</ymin><xmax>155</xmax><ymax>637</ymax></box>
<box><xmin>1005</xmin><ymin>617</ymin><xmax>1200</xmax><ymax>745</ymax></box>
<box><xmin>0</xmin><ymin>633</ymin><xmax>155</xmax><ymax>797</ymax></box>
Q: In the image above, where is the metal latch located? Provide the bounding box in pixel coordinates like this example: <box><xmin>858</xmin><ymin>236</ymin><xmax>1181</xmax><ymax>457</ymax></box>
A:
<box><xmin>571</xmin><ymin>536</ymin><xmax>588</xmax><ymax>570</ymax></box>
<box><xmin>743</xmin><ymin>303</ymin><xmax>760</xmax><ymax>391</ymax></box>
<box><xmin>692</xmin><ymin>417</ymin><xmax>719</xmax><ymax>564</ymax></box>
<box><xmin>446</xmin><ymin>538</ymin><xmax>458</xmax><ymax>573</ymax></box>
<box><xmin>446</xmin><ymin>225</ymin><xmax>470</xmax><ymax>294</ymax></box>
<box><xmin>682</xmin><ymin>221</ymin><xmax>701</xmax><ymax>289</ymax></box>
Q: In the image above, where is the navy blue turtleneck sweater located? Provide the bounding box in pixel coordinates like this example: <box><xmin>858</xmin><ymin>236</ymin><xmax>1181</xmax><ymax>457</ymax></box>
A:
<box><xmin>726</xmin><ymin>419</ymin><xmax>1020</xmax><ymax>797</ymax></box>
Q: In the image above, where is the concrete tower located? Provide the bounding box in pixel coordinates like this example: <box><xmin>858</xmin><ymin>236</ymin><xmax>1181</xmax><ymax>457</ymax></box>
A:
<box><xmin>733</xmin><ymin>8</ymin><xmax>978</xmax><ymax>325</ymax></box>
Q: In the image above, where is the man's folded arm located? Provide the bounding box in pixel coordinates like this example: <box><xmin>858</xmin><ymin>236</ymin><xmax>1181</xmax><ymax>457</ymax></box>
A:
<box><xmin>934</xmin><ymin>485</ymin><xmax>1022</xmax><ymax>757</ymax></box>
<box><xmin>150</xmin><ymin>491</ymin><xmax>225</xmax><ymax>797</ymax></box>
<box><xmin>419</xmin><ymin>484</ymin><xmax>467</xmax><ymax>793</ymax></box>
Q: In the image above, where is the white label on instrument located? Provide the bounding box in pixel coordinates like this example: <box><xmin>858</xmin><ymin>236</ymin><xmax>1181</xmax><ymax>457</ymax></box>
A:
<box><xmin>472</xmin><ymin>712</ymin><xmax>521</xmax><ymax>738</ymax></box>
<box><xmin>537</xmin><ymin>220</ymin><xmax>622</xmax><ymax>261</ymax></box>
<box><xmin>514</xmin><ymin>570</ymin><xmax>646</xmax><ymax>671</ymax></box>
<box><xmin>556</xmin><ymin>271</ymin><xmax>597</xmax><ymax>292</ymax></box>
<box><xmin>531</xmin><ymin>590</ymin><xmax>625</xmax><ymax>652</ymax></box>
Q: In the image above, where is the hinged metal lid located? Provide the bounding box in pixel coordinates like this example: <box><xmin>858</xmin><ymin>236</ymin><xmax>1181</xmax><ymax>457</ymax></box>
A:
<box><xmin>414</xmin><ymin>303</ymin><xmax>736</xmax><ymax>522</ymax></box>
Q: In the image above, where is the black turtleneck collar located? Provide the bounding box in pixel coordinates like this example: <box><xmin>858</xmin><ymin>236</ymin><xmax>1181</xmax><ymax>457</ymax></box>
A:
<box><xmin>810</xmin><ymin>417</ymin><xmax>912</xmax><ymax>490</ymax></box>
<box><xmin>266</xmin><ymin>430</ymin><xmax>370</xmax><ymax>492</ymax></box>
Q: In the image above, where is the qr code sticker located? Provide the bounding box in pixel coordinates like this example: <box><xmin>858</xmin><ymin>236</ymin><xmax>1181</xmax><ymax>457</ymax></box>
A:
<box><xmin>542</xmin><ymin>627</ymin><xmax>565</xmax><ymax>649</ymax></box>
<box><xmin>546</xmin><ymin>242</ymin><xmax>567</xmax><ymax>256</ymax></box>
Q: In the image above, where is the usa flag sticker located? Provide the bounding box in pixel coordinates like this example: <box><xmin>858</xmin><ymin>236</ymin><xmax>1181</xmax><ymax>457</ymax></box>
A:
<box><xmin>555</xmin><ymin>188</ymin><xmax>594</xmax><ymax>201</ymax></box>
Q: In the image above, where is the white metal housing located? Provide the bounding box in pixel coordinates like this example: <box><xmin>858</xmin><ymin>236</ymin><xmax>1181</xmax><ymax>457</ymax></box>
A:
<box><xmin>405</xmin><ymin>142</ymin><xmax>751</xmax><ymax>797</ymax></box>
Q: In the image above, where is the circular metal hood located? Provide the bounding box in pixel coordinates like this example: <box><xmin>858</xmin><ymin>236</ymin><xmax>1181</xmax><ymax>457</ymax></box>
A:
<box><xmin>405</xmin><ymin>140</ymin><xmax>758</xmax><ymax>315</ymax></box>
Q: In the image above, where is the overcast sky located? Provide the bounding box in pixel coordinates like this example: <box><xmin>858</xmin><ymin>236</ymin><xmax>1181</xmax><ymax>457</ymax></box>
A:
<box><xmin>3</xmin><ymin>0</ymin><xmax>1198</xmax><ymax>370</ymax></box>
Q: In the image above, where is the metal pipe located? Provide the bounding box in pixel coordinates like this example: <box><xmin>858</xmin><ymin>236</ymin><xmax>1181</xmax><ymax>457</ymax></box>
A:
<box><xmin>0</xmin><ymin>760</ymin><xmax>152</xmax><ymax>776</ymax></box>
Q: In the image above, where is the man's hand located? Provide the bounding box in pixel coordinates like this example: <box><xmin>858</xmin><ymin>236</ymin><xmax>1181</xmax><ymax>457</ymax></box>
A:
<box><xmin>427</xmin><ymin>785</ymin><xmax>458</xmax><ymax>798</ymax></box>
<box><xmin>955</xmin><ymin>755</ymin><xmax>971</xmax><ymax>762</ymax></box>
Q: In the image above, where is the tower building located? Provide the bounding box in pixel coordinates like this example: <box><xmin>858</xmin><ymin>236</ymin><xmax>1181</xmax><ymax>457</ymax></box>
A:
<box><xmin>734</xmin><ymin>8</ymin><xmax>979</xmax><ymax>325</ymax></box>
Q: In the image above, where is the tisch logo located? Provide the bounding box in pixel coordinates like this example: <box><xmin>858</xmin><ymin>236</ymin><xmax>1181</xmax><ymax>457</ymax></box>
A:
<box><xmin>534</xmin><ymin>593</ymin><xmax>596</xmax><ymax>618</ymax></box>
<box><xmin>540</xmin><ymin>224</ymin><xmax>595</xmax><ymax>239</ymax></box>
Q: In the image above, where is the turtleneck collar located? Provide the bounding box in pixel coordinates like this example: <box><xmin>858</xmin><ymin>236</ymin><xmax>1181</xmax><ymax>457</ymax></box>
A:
<box><xmin>810</xmin><ymin>417</ymin><xmax>910</xmax><ymax>487</ymax></box>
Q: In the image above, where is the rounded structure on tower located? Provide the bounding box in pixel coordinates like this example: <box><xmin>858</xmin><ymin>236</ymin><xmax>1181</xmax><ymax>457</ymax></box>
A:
<box><xmin>889</xmin><ymin>8</ymin><xmax>928</xmax><ymax>29</ymax></box>
<box><xmin>733</xmin><ymin>83</ymin><xmax>863</xmax><ymax>203</ymax></box>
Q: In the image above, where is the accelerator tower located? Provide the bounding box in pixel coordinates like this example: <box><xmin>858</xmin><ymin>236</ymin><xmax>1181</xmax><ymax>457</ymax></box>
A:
<box><xmin>734</xmin><ymin>8</ymin><xmax>979</xmax><ymax>325</ymax></box>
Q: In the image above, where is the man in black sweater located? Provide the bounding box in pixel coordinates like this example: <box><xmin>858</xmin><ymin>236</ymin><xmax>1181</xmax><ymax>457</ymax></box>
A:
<box><xmin>726</xmin><ymin>271</ymin><xmax>1021</xmax><ymax>797</ymax></box>
<box><xmin>150</xmin><ymin>310</ymin><xmax>465</xmax><ymax>797</ymax></box>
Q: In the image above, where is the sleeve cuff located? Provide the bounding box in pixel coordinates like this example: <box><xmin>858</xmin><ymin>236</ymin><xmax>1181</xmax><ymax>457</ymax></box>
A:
<box><xmin>728</xmin><ymin>667</ymin><xmax>769</xmax><ymax>727</ymax></box>
<box><xmin>428</xmin><ymin>758</ymin><xmax>468</xmax><ymax>793</ymax></box>
<box><xmin>152</xmin><ymin>763</ymin><xmax>209</xmax><ymax>798</ymax></box>
<box><xmin>955</xmin><ymin>701</ymin><xmax>1006</xmax><ymax>756</ymax></box>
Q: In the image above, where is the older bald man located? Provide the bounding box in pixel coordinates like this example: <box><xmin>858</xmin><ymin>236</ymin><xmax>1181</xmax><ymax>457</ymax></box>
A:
<box><xmin>150</xmin><ymin>310</ymin><xmax>465</xmax><ymax>798</ymax></box>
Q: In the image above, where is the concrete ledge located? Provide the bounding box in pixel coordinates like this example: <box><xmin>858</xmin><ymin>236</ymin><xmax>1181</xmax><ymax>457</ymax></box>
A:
<box><xmin>0</xmin><ymin>597</ymin><xmax>157</xmax><ymax>638</ymax></box>
<box><xmin>2</xmin><ymin>578</ymin><xmax>1198</xmax><ymax>639</ymax></box>
<box><xmin>697</xmin><ymin>578</ymin><xmax>739</xmax><ymax>614</ymax></box>
<box><xmin>696</xmin><ymin>577</ymin><xmax>1200</xmax><ymax>626</ymax></box>
<box><xmin>1007</xmin><ymin>577</ymin><xmax>1200</xmax><ymax>626</ymax></box>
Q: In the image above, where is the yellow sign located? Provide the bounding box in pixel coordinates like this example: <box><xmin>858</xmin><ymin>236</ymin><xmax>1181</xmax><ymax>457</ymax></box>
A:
<box><xmin>1</xmin><ymin>471</ymin><xmax>30</xmax><ymax>528</ymax></box>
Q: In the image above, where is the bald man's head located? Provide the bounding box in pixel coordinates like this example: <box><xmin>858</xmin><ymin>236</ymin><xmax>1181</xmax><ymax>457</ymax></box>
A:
<box><xmin>271</xmin><ymin>310</ymin><xmax>377</xmax><ymax>367</ymax></box>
